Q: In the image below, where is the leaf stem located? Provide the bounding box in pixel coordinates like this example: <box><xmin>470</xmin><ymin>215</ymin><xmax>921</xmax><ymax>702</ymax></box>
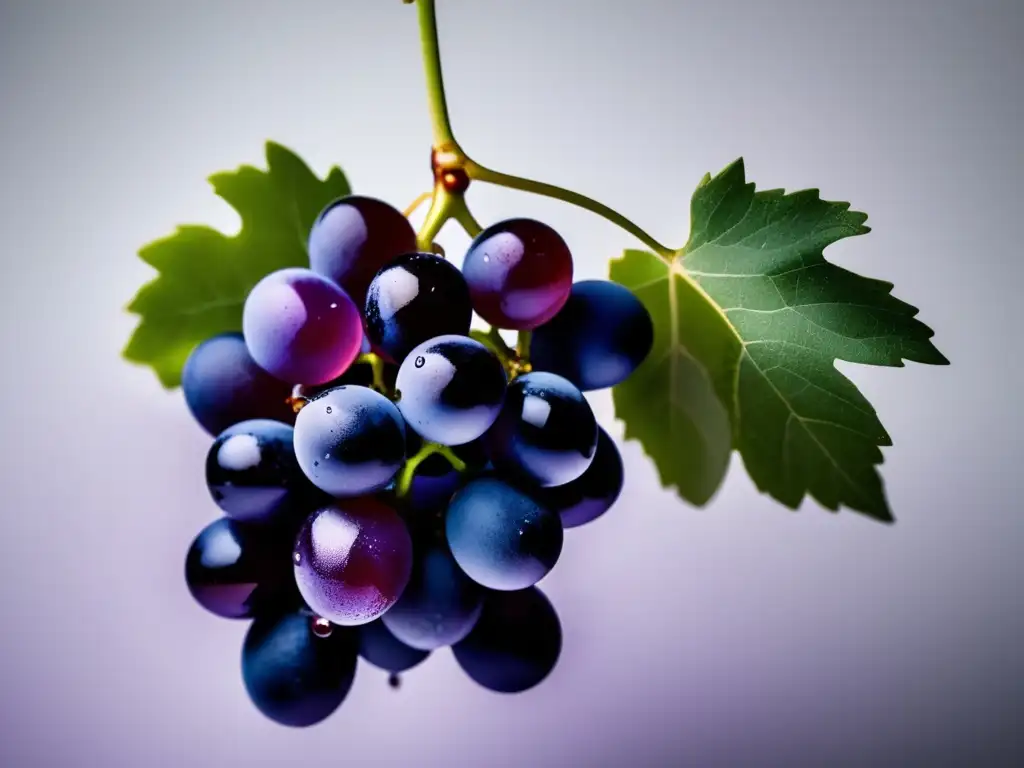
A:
<box><xmin>395</xmin><ymin>441</ymin><xmax>467</xmax><ymax>499</ymax></box>
<box><xmin>355</xmin><ymin>352</ymin><xmax>388</xmax><ymax>394</ymax></box>
<box><xmin>464</xmin><ymin>159</ymin><xmax>675</xmax><ymax>260</ymax></box>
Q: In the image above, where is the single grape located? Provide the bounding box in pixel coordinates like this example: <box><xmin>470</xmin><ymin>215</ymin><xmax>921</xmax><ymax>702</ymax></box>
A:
<box><xmin>445</xmin><ymin>476</ymin><xmax>563</xmax><ymax>591</ymax></box>
<box><xmin>452</xmin><ymin>587</ymin><xmax>562</xmax><ymax>694</ymax></box>
<box><xmin>486</xmin><ymin>371</ymin><xmax>598</xmax><ymax>488</ymax></box>
<box><xmin>242</xmin><ymin>267</ymin><xmax>363</xmax><ymax>386</ymax></box>
<box><xmin>242</xmin><ymin>610</ymin><xmax>358</xmax><ymax>727</ymax></box>
<box><xmin>364</xmin><ymin>252</ymin><xmax>473</xmax><ymax>363</ymax></box>
<box><xmin>206</xmin><ymin>419</ymin><xmax>307</xmax><ymax>525</ymax></box>
<box><xmin>394</xmin><ymin>335</ymin><xmax>506</xmax><ymax>446</ymax></box>
<box><xmin>184</xmin><ymin>518</ymin><xmax>298</xmax><ymax>619</ymax></box>
<box><xmin>181</xmin><ymin>332</ymin><xmax>295</xmax><ymax>436</ymax></box>
<box><xmin>293</xmin><ymin>386</ymin><xmax>406</xmax><ymax>497</ymax></box>
<box><xmin>357</xmin><ymin>619</ymin><xmax>430</xmax><ymax>673</ymax></box>
<box><xmin>535</xmin><ymin>427</ymin><xmax>623</xmax><ymax>529</ymax></box>
<box><xmin>293</xmin><ymin>498</ymin><xmax>413</xmax><ymax>626</ymax></box>
<box><xmin>530</xmin><ymin>280</ymin><xmax>654</xmax><ymax>390</ymax></box>
<box><xmin>307</xmin><ymin>195</ymin><xmax>417</xmax><ymax>305</ymax></box>
<box><xmin>381</xmin><ymin>543</ymin><xmax>484</xmax><ymax>650</ymax></box>
<box><xmin>462</xmin><ymin>218</ymin><xmax>573</xmax><ymax>330</ymax></box>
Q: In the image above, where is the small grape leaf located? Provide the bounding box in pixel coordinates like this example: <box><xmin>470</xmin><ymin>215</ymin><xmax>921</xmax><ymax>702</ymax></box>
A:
<box><xmin>611</xmin><ymin>159</ymin><xmax>947</xmax><ymax>521</ymax></box>
<box><xmin>122</xmin><ymin>142</ymin><xmax>351</xmax><ymax>388</ymax></box>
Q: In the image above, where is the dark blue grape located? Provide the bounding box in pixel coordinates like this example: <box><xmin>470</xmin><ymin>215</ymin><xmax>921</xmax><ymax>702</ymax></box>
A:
<box><xmin>206</xmin><ymin>419</ymin><xmax>307</xmax><ymax>524</ymax></box>
<box><xmin>486</xmin><ymin>371</ymin><xmax>598</xmax><ymax>487</ymax></box>
<box><xmin>445</xmin><ymin>476</ymin><xmax>563</xmax><ymax>591</ymax></box>
<box><xmin>452</xmin><ymin>587</ymin><xmax>562</xmax><ymax>694</ymax></box>
<box><xmin>184</xmin><ymin>518</ymin><xmax>299</xmax><ymax>619</ymax></box>
<box><xmin>357</xmin><ymin>619</ymin><xmax>430</xmax><ymax>673</ymax></box>
<box><xmin>462</xmin><ymin>218</ymin><xmax>574</xmax><ymax>330</ymax></box>
<box><xmin>394</xmin><ymin>335</ymin><xmax>506</xmax><ymax>446</ymax></box>
<box><xmin>364</xmin><ymin>252</ymin><xmax>473</xmax><ymax>363</ymax></box>
<box><xmin>381</xmin><ymin>543</ymin><xmax>484</xmax><ymax>650</ymax></box>
<box><xmin>530</xmin><ymin>280</ymin><xmax>654</xmax><ymax>390</ymax></box>
<box><xmin>308</xmin><ymin>196</ymin><xmax>417</xmax><ymax>306</ymax></box>
<box><xmin>293</xmin><ymin>386</ymin><xmax>406</xmax><ymax>497</ymax></box>
<box><xmin>535</xmin><ymin>427</ymin><xmax>623</xmax><ymax>529</ymax></box>
<box><xmin>242</xmin><ymin>611</ymin><xmax>358</xmax><ymax>727</ymax></box>
<box><xmin>181</xmin><ymin>332</ymin><xmax>295</xmax><ymax>436</ymax></box>
<box><xmin>242</xmin><ymin>268</ymin><xmax>364</xmax><ymax>386</ymax></box>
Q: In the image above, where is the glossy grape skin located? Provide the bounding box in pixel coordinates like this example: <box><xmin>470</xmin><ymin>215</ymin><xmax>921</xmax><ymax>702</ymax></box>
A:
<box><xmin>293</xmin><ymin>498</ymin><xmax>413</xmax><ymax>626</ymax></box>
<box><xmin>357</xmin><ymin>619</ymin><xmax>430</xmax><ymax>673</ymax></box>
<box><xmin>293</xmin><ymin>386</ymin><xmax>406</xmax><ymax>497</ymax></box>
<box><xmin>181</xmin><ymin>332</ymin><xmax>295</xmax><ymax>435</ymax></box>
<box><xmin>308</xmin><ymin>196</ymin><xmax>417</xmax><ymax>305</ymax></box>
<box><xmin>206</xmin><ymin>419</ymin><xmax>307</xmax><ymax>525</ymax></box>
<box><xmin>242</xmin><ymin>267</ymin><xmax>363</xmax><ymax>386</ymax></box>
<box><xmin>535</xmin><ymin>428</ymin><xmax>623</xmax><ymax>529</ymax></box>
<box><xmin>462</xmin><ymin>218</ymin><xmax>573</xmax><ymax>330</ymax></box>
<box><xmin>242</xmin><ymin>611</ymin><xmax>358</xmax><ymax>727</ymax></box>
<box><xmin>445</xmin><ymin>477</ymin><xmax>563</xmax><ymax>591</ymax></box>
<box><xmin>381</xmin><ymin>544</ymin><xmax>484</xmax><ymax>650</ymax></box>
<box><xmin>530</xmin><ymin>280</ymin><xmax>654</xmax><ymax>391</ymax></box>
<box><xmin>486</xmin><ymin>371</ymin><xmax>598</xmax><ymax>488</ymax></box>
<box><xmin>184</xmin><ymin>518</ymin><xmax>298</xmax><ymax>619</ymax></box>
<box><xmin>364</xmin><ymin>252</ymin><xmax>473</xmax><ymax>363</ymax></box>
<box><xmin>452</xmin><ymin>587</ymin><xmax>562</xmax><ymax>694</ymax></box>
<box><xmin>395</xmin><ymin>335</ymin><xmax>507</xmax><ymax>446</ymax></box>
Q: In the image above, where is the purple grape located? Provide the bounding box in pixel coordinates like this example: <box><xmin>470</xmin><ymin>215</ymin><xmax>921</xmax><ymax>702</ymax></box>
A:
<box><xmin>364</xmin><ymin>252</ymin><xmax>473</xmax><ymax>363</ymax></box>
<box><xmin>462</xmin><ymin>218</ymin><xmax>574</xmax><ymax>330</ymax></box>
<box><xmin>394</xmin><ymin>335</ymin><xmax>507</xmax><ymax>446</ymax></box>
<box><xmin>381</xmin><ymin>543</ymin><xmax>484</xmax><ymax>650</ymax></box>
<box><xmin>308</xmin><ymin>196</ymin><xmax>417</xmax><ymax>306</ymax></box>
<box><xmin>535</xmin><ymin>427</ymin><xmax>623</xmax><ymax>528</ymax></box>
<box><xmin>184</xmin><ymin>518</ymin><xmax>298</xmax><ymax>619</ymax></box>
<box><xmin>486</xmin><ymin>371</ymin><xmax>598</xmax><ymax>488</ymax></box>
<box><xmin>242</xmin><ymin>610</ymin><xmax>358</xmax><ymax>727</ymax></box>
<box><xmin>445</xmin><ymin>476</ymin><xmax>563</xmax><ymax>591</ymax></box>
<box><xmin>357</xmin><ymin>619</ymin><xmax>430</xmax><ymax>673</ymax></box>
<box><xmin>293</xmin><ymin>385</ymin><xmax>406</xmax><ymax>497</ymax></box>
<box><xmin>205</xmin><ymin>419</ymin><xmax>307</xmax><ymax>525</ymax></box>
<box><xmin>181</xmin><ymin>332</ymin><xmax>295</xmax><ymax>436</ymax></box>
<box><xmin>529</xmin><ymin>280</ymin><xmax>654</xmax><ymax>391</ymax></box>
<box><xmin>293</xmin><ymin>498</ymin><xmax>413</xmax><ymax>626</ymax></box>
<box><xmin>452</xmin><ymin>587</ymin><xmax>562</xmax><ymax>694</ymax></box>
<box><xmin>242</xmin><ymin>267</ymin><xmax>363</xmax><ymax>386</ymax></box>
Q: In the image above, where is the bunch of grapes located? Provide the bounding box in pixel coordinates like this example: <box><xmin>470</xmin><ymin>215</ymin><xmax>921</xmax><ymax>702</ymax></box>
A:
<box><xmin>183</xmin><ymin>194</ymin><xmax>654</xmax><ymax>727</ymax></box>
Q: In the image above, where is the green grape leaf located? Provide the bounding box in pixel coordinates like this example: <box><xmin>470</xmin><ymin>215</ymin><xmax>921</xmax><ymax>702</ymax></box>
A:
<box><xmin>611</xmin><ymin>159</ymin><xmax>947</xmax><ymax>521</ymax></box>
<box><xmin>122</xmin><ymin>142</ymin><xmax>351</xmax><ymax>388</ymax></box>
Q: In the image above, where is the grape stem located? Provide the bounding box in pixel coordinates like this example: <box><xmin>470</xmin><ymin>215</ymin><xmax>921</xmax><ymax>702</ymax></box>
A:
<box><xmin>355</xmin><ymin>352</ymin><xmax>389</xmax><ymax>395</ymax></box>
<box><xmin>409</xmin><ymin>0</ymin><xmax>676</xmax><ymax>262</ymax></box>
<box><xmin>395</xmin><ymin>441</ymin><xmax>467</xmax><ymax>499</ymax></box>
<box><xmin>403</xmin><ymin>191</ymin><xmax>433</xmax><ymax>218</ymax></box>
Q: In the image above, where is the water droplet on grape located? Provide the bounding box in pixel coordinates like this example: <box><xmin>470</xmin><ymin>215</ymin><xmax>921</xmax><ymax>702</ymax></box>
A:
<box><xmin>414</xmin><ymin>356</ymin><xmax>425</xmax><ymax>368</ymax></box>
<box><xmin>293</xmin><ymin>551</ymin><xmax>302</xmax><ymax>565</ymax></box>
<box><xmin>311</xmin><ymin>616</ymin><xmax>333</xmax><ymax>638</ymax></box>
<box><xmin>388</xmin><ymin>673</ymin><xmax>401</xmax><ymax>689</ymax></box>
<box><xmin>325</xmin><ymin>406</ymin><xmax>333</xmax><ymax>414</ymax></box>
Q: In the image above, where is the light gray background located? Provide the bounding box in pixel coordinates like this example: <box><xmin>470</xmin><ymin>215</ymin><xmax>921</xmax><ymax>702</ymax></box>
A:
<box><xmin>1</xmin><ymin>1</ymin><xmax>1021</xmax><ymax>765</ymax></box>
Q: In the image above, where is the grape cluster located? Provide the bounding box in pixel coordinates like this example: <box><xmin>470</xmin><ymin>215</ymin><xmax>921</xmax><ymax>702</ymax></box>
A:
<box><xmin>182</xmin><ymin>194</ymin><xmax>653</xmax><ymax>726</ymax></box>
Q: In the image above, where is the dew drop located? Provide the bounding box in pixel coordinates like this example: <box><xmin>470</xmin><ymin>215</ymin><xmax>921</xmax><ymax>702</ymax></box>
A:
<box><xmin>311</xmin><ymin>616</ymin><xmax>333</xmax><ymax>638</ymax></box>
<box><xmin>326</xmin><ymin>406</ymin><xmax>333</xmax><ymax>414</ymax></box>
<box><xmin>292</xmin><ymin>551</ymin><xmax>302</xmax><ymax>566</ymax></box>
<box><xmin>414</xmin><ymin>356</ymin><xmax>426</xmax><ymax>368</ymax></box>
